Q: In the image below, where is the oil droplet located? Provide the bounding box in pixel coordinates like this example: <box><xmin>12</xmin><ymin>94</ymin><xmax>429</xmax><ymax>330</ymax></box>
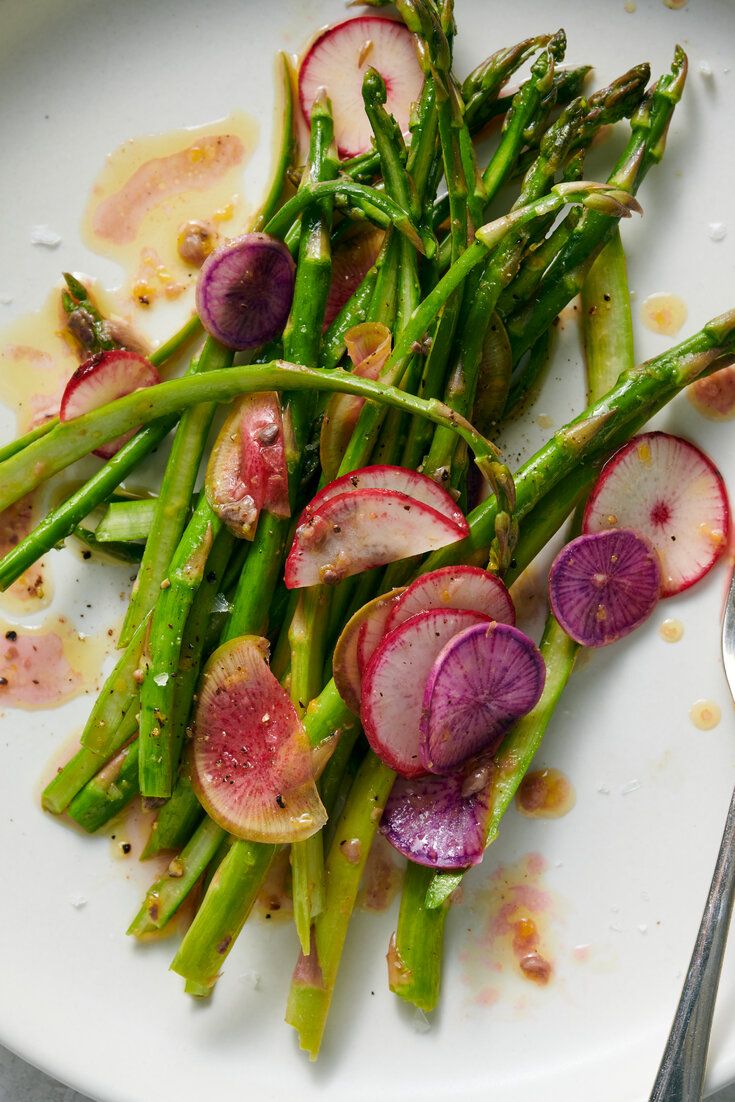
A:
<box><xmin>690</xmin><ymin>699</ymin><xmax>721</xmax><ymax>730</ymax></box>
<box><xmin>253</xmin><ymin>847</ymin><xmax>293</xmax><ymax>923</ymax></box>
<box><xmin>0</xmin><ymin>616</ymin><xmax>111</xmax><ymax>709</ymax></box>
<box><xmin>624</xmin><ymin>0</ymin><xmax>637</xmax><ymax>10</ymax></box>
<box><xmin>689</xmin><ymin>364</ymin><xmax>735</xmax><ymax>421</ymax></box>
<box><xmin>640</xmin><ymin>292</ymin><xmax>688</xmax><ymax>337</ymax></box>
<box><xmin>536</xmin><ymin>413</ymin><xmax>554</xmax><ymax>430</ymax></box>
<box><xmin>659</xmin><ymin>618</ymin><xmax>684</xmax><ymax>643</ymax></box>
<box><xmin>358</xmin><ymin>834</ymin><xmax>404</xmax><ymax>912</ymax></box>
<box><xmin>516</xmin><ymin>768</ymin><xmax>576</xmax><ymax>819</ymax></box>
<box><xmin>663</xmin><ymin>0</ymin><xmax>687</xmax><ymax>8</ymax></box>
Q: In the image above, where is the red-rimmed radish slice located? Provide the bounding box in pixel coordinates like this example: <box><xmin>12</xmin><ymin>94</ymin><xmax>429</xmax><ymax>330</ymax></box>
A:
<box><xmin>189</xmin><ymin>636</ymin><xmax>326</xmax><ymax>843</ymax></box>
<box><xmin>324</xmin><ymin>226</ymin><xmax>384</xmax><ymax>328</ymax></box>
<box><xmin>419</xmin><ymin>622</ymin><xmax>545</xmax><ymax>774</ymax></box>
<box><xmin>332</xmin><ymin>587</ymin><xmax>406</xmax><ymax>714</ymax></box>
<box><xmin>60</xmin><ymin>350</ymin><xmax>160</xmax><ymax>459</ymax></box>
<box><xmin>299</xmin><ymin>17</ymin><xmax>424</xmax><ymax>159</ymax></box>
<box><xmin>206</xmin><ymin>392</ymin><xmax>289</xmax><ymax>539</ymax></box>
<box><xmin>380</xmin><ymin>759</ymin><xmax>493</xmax><ymax>868</ymax></box>
<box><xmin>285</xmin><ymin>488</ymin><xmax>467</xmax><ymax>589</ymax></box>
<box><xmin>361</xmin><ymin>608</ymin><xmax>491</xmax><ymax>777</ymax></box>
<box><xmin>583</xmin><ymin>431</ymin><xmax>730</xmax><ymax>596</ymax></box>
<box><xmin>320</xmin><ymin>323</ymin><xmax>392</xmax><ymax>481</ymax></box>
<box><xmin>385</xmin><ymin>565</ymin><xmax>515</xmax><ymax>636</ymax></box>
<box><xmin>298</xmin><ymin>464</ymin><xmax>467</xmax><ymax>532</ymax></box>
<box><xmin>196</xmin><ymin>232</ymin><xmax>295</xmax><ymax>350</ymax></box>
<box><xmin>548</xmin><ymin>529</ymin><xmax>661</xmax><ymax>648</ymax></box>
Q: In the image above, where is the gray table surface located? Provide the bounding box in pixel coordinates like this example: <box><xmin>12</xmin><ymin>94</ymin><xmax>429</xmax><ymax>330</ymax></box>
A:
<box><xmin>3</xmin><ymin>1043</ymin><xmax>735</xmax><ymax>1102</ymax></box>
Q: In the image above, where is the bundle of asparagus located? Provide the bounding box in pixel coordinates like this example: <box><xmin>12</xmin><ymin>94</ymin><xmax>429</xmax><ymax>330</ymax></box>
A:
<box><xmin>5</xmin><ymin>0</ymin><xmax>733</xmax><ymax>1062</ymax></box>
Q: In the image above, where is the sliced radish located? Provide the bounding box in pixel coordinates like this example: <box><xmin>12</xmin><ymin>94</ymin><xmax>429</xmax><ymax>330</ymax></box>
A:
<box><xmin>324</xmin><ymin>226</ymin><xmax>384</xmax><ymax>328</ymax></box>
<box><xmin>284</xmin><ymin>488</ymin><xmax>467</xmax><ymax>589</ymax></box>
<box><xmin>298</xmin><ymin>464</ymin><xmax>467</xmax><ymax>532</ymax></box>
<box><xmin>361</xmin><ymin>608</ymin><xmax>491</xmax><ymax>777</ymax></box>
<box><xmin>206</xmin><ymin>392</ymin><xmax>290</xmax><ymax>539</ymax></box>
<box><xmin>320</xmin><ymin>323</ymin><xmax>392</xmax><ymax>481</ymax></box>
<box><xmin>196</xmin><ymin>232</ymin><xmax>295</xmax><ymax>350</ymax></box>
<box><xmin>299</xmin><ymin>17</ymin><xmax>424</xmax><ymax>159</ymax></box>
<box><xmin>548</xmin><ymin>529</ymin><xmax>661</xmax><ymax>648</ymax></box>
<box><xmin>189</xmin><ymin>636</ymin><xmax>326</xmax><ymax>843</ymax></box>
<box><xmin>332</xmin><ymin>587</ymin><xmax>406</xmax><ymax>714</ymax></box>
<box><xmin>385</xmin><ymin>565</ymin><xmax>515</xmax><ymax>636</ymax></box>
<box><xmin>59</xmin><ymin>350</ymin><xmax>160</xmax><ymax>459</ymax></box>
<box><xmin>380</xmin><ymin>760</ymin><xmax>493</xmax><ymax>868</ymax></box>
<box><xmin>419</xmin><ymin>622</ymin><xmax>545</xmax><ymax>773</ymax></box>
<box><xmin>583</xmin><ymin>431</ymin><xmax>730</xmax><ymax>596</ymax></box>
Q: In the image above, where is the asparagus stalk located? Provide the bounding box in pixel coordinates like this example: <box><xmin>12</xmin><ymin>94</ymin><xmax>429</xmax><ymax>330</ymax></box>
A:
<box><xmin>141</xmin><ymin>776</ymin><xmax>204</xmax><ymax>859</ymax></box>
<box><xmin>252</xmin><ymin>52</ymin><xmax>297</xmax><ymax>231</ymax></box>
<box><xmin>94</xmin><ymin>499</ymin><xmax>159</xmax><ymax>543</ymax></box>
<box><xmin>68</xmin><ymin>739</ymin><xmax>141</xmax><ymax>833</ymax></box>
<box><xmin>42</xmin><ymin>704</ymin><xmax>138</xmax><ymax>815</ymax></box>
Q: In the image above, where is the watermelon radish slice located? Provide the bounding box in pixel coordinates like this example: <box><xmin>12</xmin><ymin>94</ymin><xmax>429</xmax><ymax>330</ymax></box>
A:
<box><xmin>189</xmin><ymin>636</ymin><xmax>326</xmax><ymax>843</ymax></box>
<box><xmin>59</xmin><ymin>349</ymin><xmax>160</xmax><ymax>459</ymax></box>
<box><xmin>361</xmin><ymin>608</ymin><xmax>491</xmax><ymax>777</ymax></box>
<box><xmin>298</xmin><ymin>464</ymin><xmax>467</xmax><ymax>532</ymax></box>
<box><xmin>284</xmin><ymin>488</ymin><xmax>468</xmax><ymax>589</ymax></box>
<box><xmin>205</xmin><ymin>392</ymin><xmax>290</xmax><ymax>539</ymax></box>
<box><xmin>299</xmin><ymin>17</ymin><xmax>424</xmax><ymax>158</ymax></box>
<box><xmin>196</xmin><ymin>232</ymin><xmax>295</xmax><ymax>350</ymax></box>
<box><xmin>324</xmin><ymin>226</ymin><xmax>384</xmax><ymax>328</ymax></box>
<box><xmin>380</xmin><ymin>761</ymin><xmax>493</xmax><ymax>868</ymax></box>
<box><xmin>548</xmin><ymin>529</ymin><xmax>661</xmax><ymax>648</ymax></box>
<box><xmin>320</xmin><ymin>323</ymin><xmax>392</xmax><ymax>481</ymax></box>
<box><xmin>583</xmin><ymin>431</ymin><xmax>730</xmax><ymax>596</ymax></box>
<box><xmin>332</xmin><ymin>587</ymin><xmax>406</xmax><ymax>714</ymax></box>
<box><xmin>385</xmin><ymin>565</ymin><xmax>515</xmax><ymax>636</ymax></box>
<box><xmin>419</xmin><ymin>622</ymin><xmax>545</xmax><ymax>773</ymax></box>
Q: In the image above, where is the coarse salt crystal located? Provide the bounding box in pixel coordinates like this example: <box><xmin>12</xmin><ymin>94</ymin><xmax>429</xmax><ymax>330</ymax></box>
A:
<box><xmin>30</xmin><ymin>224</ymin><xmax>62</xmax><ymax>248</ymax></box>
<box><xmin>708</xmin><ymin>222</ymin><xmax>727</xmax><ymax>242</ymax></box>
<box><xmin>698</xmin><ymin>60</ymin><xmax>714</xmax><ymax>77</ymax></box>
<box><xmin>597</xmin><ymin>783</ymin><xmax>611</xmax><ymax>795</ymax></box>
<box><xmin>0</xmin><ymin>293</ymin><xmax>13</xmax><ymax>305</ymax></box>
<box><xmin>69</xmin><ymin>894</ymin><xmax>87</xmax><ymax>909</ymax></box>
<box><xmin>621</xmin><ymin>779</ymin><xmax>641</xmax><ymax>796</ymax></box>
<box><xmin>638</xmin><ymin>923</ymin><xmax>648</xmax><ymax>934</ymax></box>
<box><xmin>411</xmin><ymin>1009</ymin><xmax>432</xmax><ymax>1033</ymax></box>
<box><xmin>153</xmin><ymin>673</ymin><xmax>169</xmax><ymax>687</ymax></box>
<box><xmin>239</xmin><ymin>970</ymin><xmax>262</xmax><ymax>990</ymax></box>
<box><xmin>212</xmin><ymin>592</ymin><xmax>232</xmax><ymax>614</ymax></box>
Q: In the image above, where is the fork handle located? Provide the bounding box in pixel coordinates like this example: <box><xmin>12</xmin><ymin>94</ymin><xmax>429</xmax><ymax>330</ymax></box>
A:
<box><xmin>649</xmin><ymin>785</ymin><xmax>735</xmax><ymax>1102</ymax></box>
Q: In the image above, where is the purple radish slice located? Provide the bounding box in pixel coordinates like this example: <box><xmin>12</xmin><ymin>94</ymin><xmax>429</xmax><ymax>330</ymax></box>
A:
<box><xmin>419</xmin><ymin>622</ymin><xmax>545</xmax><ymax>774</ymax></box>
<box><xmin>332</xmin><ymin>587</ymin><xmax>406</xmax><ymax>714</ymax></box>
<box><xmin>205</xmin><ymin>392</ymin><xmax>290</xmax><ymax>539</ymax></box>
<box><xmin>59</xmin><ymin>349</ymin><xmax>160</xmax><ymax>459</ymax></box>
<box><xmin>583</xmin><ymin>431</ymin><xmax>730</xmax><ymax>597</ymax></box>
<box><xmin>548</xmin><ymin>529</ymin><xmax>661</xmax><ymax>648</ymax></box>
<box><xmin>189</xmin><ymin>636</ymin><xmax>326</xmax><ymax>843</ymax></box>
<box><xmin>298</xmin><ymin>17</ymin><xmax>424</xmax><ymax>158</ymax></box>
<box><xmin>195</xmin><ymin>232</ymin><xmax>295</xmax><ymax>350</ymax></box>
<box><xmin>385</xmin><ymin>564</ymin><xmax>515</xmax><ymax>636</ymax></box>
<box><xmin>320</xmin><ymin>323</ymin><xmax>392</xmax><ymax>482</ymax></box>
<box><xmin>361</xmin><ymin>608</ymin><xmax>491</xmax><ymax>777</ymax></box>
<box><xmin>324</xmin><ymin>226</ymin><xmax>384</xmax><ymax>328</ymax></box>
<box><xmin>380</xmin><ymin>758</ymin><xmax>494</xmax><ymax>869</ymax></box>
<box><xmin>298</xmin><ymin>464</ymin><xmax>467</xmax><ymax>532</ymax></box>
<box><xmin>284</xmin><ymin>488</ymin><xmax>468</xmax><ymax>589</ymax></box>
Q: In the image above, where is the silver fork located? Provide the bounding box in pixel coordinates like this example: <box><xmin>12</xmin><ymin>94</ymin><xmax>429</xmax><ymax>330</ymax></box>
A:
<box><xmin>648</xmin><ymin>571</ymin><xmax>735</xmax><ymax>1102</ymax></box>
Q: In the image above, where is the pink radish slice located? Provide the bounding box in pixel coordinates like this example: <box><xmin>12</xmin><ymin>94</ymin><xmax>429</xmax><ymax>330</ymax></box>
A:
<box><xmin>419</xmin><ymin>622</ymin><xmax>545</xmax><ymax>774</ymax></box>
<box><xmin>206</xmin><ymin>392</ymin><xmax>290</xmax><ymax>539</ymax></box>
<box><xmin>195</xmin><ymin>232</ymin><xmax>295</xmax><ymax>350</ymax></box>
<box><xmin>361</xmin><ymin>608</ymin><xmax>491</xmax><ymax>777</ymax></box>
<box><xmin>332</xmin><ymin>587</ymin><xmax>406</xmax><ymax>714</ymax></box>
<box><xmin>548</xmin><ymin>529</ymin><xmax>661</xmax><ymax>648</ymax></box>
<box><xmin>189</xmin><ymin>636</ymin><xmax>326</xmax><ymax>843</ymax></box>
<box><xmin>299</xmin><ymin>17</ymin><xmax>424</xmax><ymax>159</ymax></box>
<box><xmin>583</xmin><ymin>431</ymin><xmax>730</xmax><ymax>596</ymax></box>
<box><xmin>285</xmin><ymin>488</ymin><xmax>467</xmax><ymax>589</ymax></box>
<box><xmin>385</xmin><ymin>565</ymin><xmax>515</xmax><ymax>636</ymax></box>
<box><xmin>298</xmin><ymin>464</ymin><xmax>467</xmax><ymax>532</ymax></box>
<box><xmin>324</xmin><ymin>227</ymin><xmax>384</xmax><ymax>328</ymax></box>
<box><xmin>380</xmin><ymin>762</ymin><xmax>492</xmax><ymax>868</ymax></box>
<box><xmin>60</xmin><ymin>350</ymin><xmax>160</xmax><ymax>459</ymax></box>
<box><xmin>320</xmin><ymin>324</ymin><xmax>392</xmax><ymax>481</ymax></box>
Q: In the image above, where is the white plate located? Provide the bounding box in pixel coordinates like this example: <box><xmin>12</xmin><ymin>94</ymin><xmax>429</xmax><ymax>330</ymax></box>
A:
<box><xmin>1</xmin><ymin>2</ymin><xmax>735</xmax><ymax>1100</ymax></box>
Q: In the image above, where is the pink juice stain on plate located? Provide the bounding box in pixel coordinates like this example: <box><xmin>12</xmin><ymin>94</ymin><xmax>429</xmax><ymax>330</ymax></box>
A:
<box><xmin>0</xmin><ymin>616</ymin><xmax>110</xmax><ymax>710</ymax></box>
<box><xmin>460</xmin><ymin>852</ymin><xmax>558</xmax><ymax>1007</ymax></box>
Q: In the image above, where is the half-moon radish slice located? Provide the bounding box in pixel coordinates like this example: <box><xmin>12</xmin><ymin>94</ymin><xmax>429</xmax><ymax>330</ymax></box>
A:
<box><xmin>332</xmin><ymin>587</ymin><xmax>406</xmax><ymax>714</ymax></box>
<box><xmin>60</xmin><ymin>349</ymin><xmax>160</xmax><ymax>459</ymax></box>
<box><xmin>385</xmin><ymin>565</ymin><xmax>515</xmax><ymax>635</ymax></box>
<box><xmin>189</xmin><ymin>636</ymin><xmax>326</xmax><ymax>843</ymax></box>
